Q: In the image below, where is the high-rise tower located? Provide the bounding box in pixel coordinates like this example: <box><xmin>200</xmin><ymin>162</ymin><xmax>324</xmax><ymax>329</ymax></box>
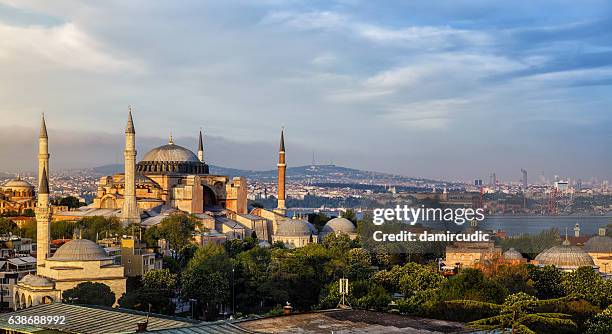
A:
<box><xmin>197</xmin><ymin>129</ymin><xmax>204</xmax><ymax>162</ymax></box>
<box><xmin>38</xmin><ymin>114</ymin><xmax>49</xmax><ymax>189</ymax></box>
<box><xmin>275</xmin><ymin>128</ymin><xmax>286</xmax><ymax>214</ymax></box>
<box><xmin>122</xmin><ymin>107</ymin><xmax>140</xmax><ymax>225</ymax></box>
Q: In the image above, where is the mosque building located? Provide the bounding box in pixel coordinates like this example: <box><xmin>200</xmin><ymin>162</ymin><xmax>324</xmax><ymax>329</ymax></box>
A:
<box><xmin>50</xmin><ymin>110</ymin><xmax>323</xmax><ymax>250</ymax></box>
<box><xmin>13</xmin><ymin>115</ymin><xmax>126</xmax><ymax>310</ymax></box>
<box><xmin>0</xmin><ymin>176</ymin><xmax>36</xmax><ymax>215</ymax></box>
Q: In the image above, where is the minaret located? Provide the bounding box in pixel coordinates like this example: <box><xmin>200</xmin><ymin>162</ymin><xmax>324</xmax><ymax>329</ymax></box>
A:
<box><xmin>122</xmin><ymin>107</ymin><xmax>140</xmax><ymax>225</ymax></box>
<box><xmin>36</xmin><ymin>167</ymin><xmax>51</xmax><ymax>266</ymax></box>
<box><xmin>38</xmin><ymin>114</ymin><xmax>49</xmax><ymax>190</ymax></box>
<box><xmin>197</xmin><ymin>129</ymin><xmax>204</xmax><ymax>162</ymax></box>
<box><xmin>275</xmin><ymin>128</ymin><xmax>286</xmax><ymax>214</ymax></box>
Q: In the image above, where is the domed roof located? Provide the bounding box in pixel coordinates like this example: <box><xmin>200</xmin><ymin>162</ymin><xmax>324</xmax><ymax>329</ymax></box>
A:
<box><xmin>535</xmin><ymin>244</ymin><xmax>595</xmax><ymax>269</ymax></box>
<box><xmin>584</xmin><ymin>235</ymin><xmax>612</xmax><ymax>253</ymax></box>
<box><xmin>141</xmin><ymin>143</ymin><xmax>199</xmax><ymax>163</ymax></box>
<box><xmin>50</xmin><ymin>239</ymin><xmax>110</xmax><ymax>261</ymax></box>
<box><xmin>503</xmin><ymin>248</ymin><xmax>524</xmax><ymax>260</ymax></box>
<box><xmin>276</xmin><ymin>219</ymin><xmax>314</xmax><ymax>237</ymax></box>
<box><xmin>2</xmin><ymin>177</ymin><xmax>34</xmax><ymax>189</ymax></box>
<box><xmin>323</xmin><ymin>217</ymin><xmax>356</xmax><ymax>235</ymax></box>
<box><xmin>19</xmin><ymin>274</ymin><xmax>54</xmax><ymax>287</ymax></box>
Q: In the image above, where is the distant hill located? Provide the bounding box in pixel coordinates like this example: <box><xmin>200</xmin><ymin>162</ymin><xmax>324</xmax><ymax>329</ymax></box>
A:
<box><xmin>92</xmin><ymin>163</ymin><xmax>453</xmax><ymax>186</ymax></box>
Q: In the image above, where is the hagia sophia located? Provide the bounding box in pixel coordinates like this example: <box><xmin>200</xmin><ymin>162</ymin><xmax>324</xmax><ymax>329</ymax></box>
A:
<box><xmin>4</xmin><ymin>112</ymin><xmax>610</xmax><ymax>311</ymax></box>
<box><xmin>10</xmin><ymin>111</ymin><xmax>362</xmax><ymax>310</ymax></box>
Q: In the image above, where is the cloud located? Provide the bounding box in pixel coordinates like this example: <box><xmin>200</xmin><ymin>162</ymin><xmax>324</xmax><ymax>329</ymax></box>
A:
<box><xmin>0</xmin><ymin>1</ymin><xmax>610</xmax><ymax>181</ymax></box>
<box><xmin>0</xmin><ymin>21</ymin><xmax>144</xmax><ymax>72</ymax></box>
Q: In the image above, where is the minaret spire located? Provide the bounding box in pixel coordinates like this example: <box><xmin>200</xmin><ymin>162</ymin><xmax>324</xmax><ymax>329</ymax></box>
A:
<box><xmin>197</xmin><ymin>128</ymin><xmax>204</xmax><ymax>162</ymax></box>
<box><xmin>122</xmin><ymin>107</ymin><xmax>140</xmax><ymax>225</ymax></box>
<box><xmin>38</xmin><ymin>113</ymin><xmax>50</xmax><ymax>191</ymax></box>
<box><xmin>36</xmin><ymin>117</ymin><xmax>51</xmax><ymax>266</ymax></box>
<box><xmin>275</xmin><ymin>127</ymin><xmax>286</xmax><ymax>214</ymax></box>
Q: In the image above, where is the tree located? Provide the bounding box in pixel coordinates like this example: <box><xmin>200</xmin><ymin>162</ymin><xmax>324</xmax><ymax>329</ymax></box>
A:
<box><xmin>51</xmin><ymin>220</ymin><xmax>76</xmax><ymax>239</ymax></box>
<box><xmin>63</xmin><ymin>282</ymin><xmax>115</xmax><ymax>307</ymax></box>
<box><xmin>181</xmin><ymin>244</ymin><xmax>231</xmax><ymax>319</ymax></box>
<box><xmin>438</xmin><ymin>268</ymin><xmax>507</xmax><ymax>304</ymax></box>
<box><xmin>77</xmin><ymin>216</ymin><xmax>122</xmax><ymax>241</ymax></box>
<box><xmin>0</xmin><ymin>218</ymin><xmax>17</xmax><ymax>235</ymax></box>
<box><xmin>56</xmin><ymin>196</ymin><xmax>84</xmax><ymax>209</ymax></box>
<box><xmin>466</xmin><ymin>293</ymin><xmax>576</xmax><ymax>334</ymax></box>
<box><xmin>585</xmin><ymin>306</ymin><xmax>612</xmax><ymax>334</ymax></box>
<box><xmin>562</xmin><ymin>266</ymin><xmax>612</xmax><ymax>308</ymax></box>
<box><xmin>491</xmin><ymin>264</ymin><xmax>536</xmax><ymax>295</ymax></box>
<box><xmin>347</xmin><ymin>248</ymin><xmax>372</xmax><ymax>281</ymax></box>
<box><xmin>120</xmin><ymin>269</ymin><xmax>177</xmax><ymax>315</ymax></box>
<box><xmin>341</xmin><ymin>209</ymin><xmax>357</xmax><ymax>224</ymax></box>
<box><xmin>157</xmin><ymin>213</ymin><xmax>196</xmax><ymax>257</ymax></box>
<box><xmin>17</xmin><ymin>219</ymin><xmax>36</xmax><ymax>239</ymax></box>
<box><xmin>527</xmin><ymin>265</ymin><xmax>565</xmax><ymax>299</ymax></box>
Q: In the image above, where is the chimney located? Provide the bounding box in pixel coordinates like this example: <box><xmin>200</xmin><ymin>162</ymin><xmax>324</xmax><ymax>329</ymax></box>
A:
<box><xmin>136</xmin><ymin>321</ymin><xmax>148</xmax><ymax>332</ymax></box>
<box><xmin>574</xmin><ymin>223</ymin><xmax>580</xmax><ymax>237</ymax></box>
<box><xmin>599</xmin><ymin>227</ymin><xmax>607</xmax><ymax>237</ymax></box>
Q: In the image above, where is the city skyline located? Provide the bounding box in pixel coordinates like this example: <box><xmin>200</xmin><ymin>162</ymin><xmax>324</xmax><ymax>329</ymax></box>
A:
<box><xmin>0</xmin><ymin>1</ymin><xmax>611</xmax><ymax>181</ymax></box>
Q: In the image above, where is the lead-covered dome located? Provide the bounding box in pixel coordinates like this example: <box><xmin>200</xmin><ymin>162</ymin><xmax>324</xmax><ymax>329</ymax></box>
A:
<box><xmin>584</xmin><ymin>235</ymin><xmax>612</xmax><ymax>253</ymax></box>
<box><xmin>322</xmin><ymin>217</ymin><xmax>356</xmax><ymax>235</ymax></box>
<box><xmin>141</xmin><ymin>143</ymin><xmax>199</xmax><ymax>163</ymax></box>
<box><xmin>19</xmin><ymin>274</ymin><xmax>54</xmax><ymax>288</ymax></box>
<box><xmin>276</xmin><ymin>219</ymin><xmax>316</xmax><ymax>236</ymax></box>
<box><xmin>2</xmin><ymin>178</ymin><xmax>34</xmax><ymax>190</ymax></box>
<box><xmin>503</xmin><ymin>248</ymin><xmax>524</xmax><ymax>260</ymax></box>
<box><xmin>535</xmin><ymin>243</ymin><xmax>595</xmax><ymax>270</ymax></box>
<box><xmin>137</xmin><ymin>141</ymin><xmax>208</xmax><ymax>174</ymax></box>
<box><xmin>50</xmin><ymin>239</ymin><xmax>110</xmax><ymax>261</ymax></box>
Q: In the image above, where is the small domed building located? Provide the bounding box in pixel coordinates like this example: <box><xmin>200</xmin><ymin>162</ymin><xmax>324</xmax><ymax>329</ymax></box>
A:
<box><xmin>321</xmin><ymin>217</ymin><xmax>357</xmax><ymax>240</ymax></box>
<box><xmin>14</xmin><ymin>116</ymin><xmax>127</xmax><ymax>310</ymax></box>
<box><xmin>502</xmin><ymin>248</ymin><xmax>527</xmax><ymax>264</ymax></box>
<box><xmin>0</xmin><ymin>176</ymin><xmax>36</xmax><ymax>215</ymax></box>
<box><xmin>272</xmin><ymin>218</ymin><xmax>317</xmax><ymax>248</ymax></box>
<box><xmin>13</xmin><ymin>239</ymin><xmax>126</xmax><ymax>309</ymax></box>
<box><xmin>534</xmin><ymin>239</ymin><xmax>597</xmax><ymax>272</ymax></box>
<box><xmin>583</xmin><ymin>228</ymin><xmax>612</xmax><ymax>273</ymax></box>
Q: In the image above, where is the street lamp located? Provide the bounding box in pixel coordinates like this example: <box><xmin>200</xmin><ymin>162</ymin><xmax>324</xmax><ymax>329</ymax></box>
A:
<box><xmin>231</xmin><ymin>267</ymin><xmax>235</xmax><ymax>317</ymax></box>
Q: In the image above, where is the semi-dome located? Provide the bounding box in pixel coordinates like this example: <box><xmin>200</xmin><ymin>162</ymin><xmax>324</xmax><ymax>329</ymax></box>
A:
<box><xmin>503</xmin><ymin>248</ymin><xmax>524</xmax><ymax>260</ymax></box>
<box><xmin>137</xmin><ymin>140</ymin><xmax>208</xmax><ymax>174</ymax></box>
<box><xmin>19</xmin><ymin>274</ymin><xmax>54</xmax><ymax>288</ymax></box>
<box><xmin>584</xmin><ymin>235</ymin><xmax>612</xmax><ymax>253</ymax></box>
<box><xmin>50</xmin><ymin>239</ymin><xmax>110</xmax><ymax>261</ymax></box>
<box><xmin>322</xmin><ymin>217</ymin><xmax>356</xmax><ymax>235</ymax></box>
<box><xmin>2</xmin><ymin>178</ymin><xmax>34</xmax><ymax>189</ymax></box>
<box><xmin>535</xmin><ymin>243</ymin><xmax>595</xmax><ymax>269</ymax></box>
<box><xmin>141</xmin><ymin>143</ymin><xmax>199</xmax><ymax>163</ymax></box>
<box><xmin>276</xmin><ymin>219</ymin><xmax>313</xmax><ymax>236</ymax></box>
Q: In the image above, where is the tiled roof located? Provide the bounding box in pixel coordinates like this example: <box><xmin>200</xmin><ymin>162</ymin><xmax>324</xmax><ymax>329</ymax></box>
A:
<box><xmin>0</xmin><ymin>303</ymin><xmax>197</xmax><ymax>334</ymax></box>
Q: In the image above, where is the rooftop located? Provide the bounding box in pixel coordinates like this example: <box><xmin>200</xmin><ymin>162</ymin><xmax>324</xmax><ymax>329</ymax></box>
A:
<box><xmin>238</xmin><ymin>309</ymin><xmax>470</xmax><ymax>333</ymax></box>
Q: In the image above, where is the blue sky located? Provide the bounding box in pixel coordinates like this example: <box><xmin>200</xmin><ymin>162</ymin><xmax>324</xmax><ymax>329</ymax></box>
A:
<box><xmin>0</xmin><ymin>1</ymin><xmax>610</xmax><ymax>182</ymax></box>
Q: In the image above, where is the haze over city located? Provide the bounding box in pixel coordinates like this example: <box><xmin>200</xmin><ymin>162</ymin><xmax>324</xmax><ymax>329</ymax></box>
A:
<box><xmin>0</xmin><ymin>1</ymin><xmax>611</xmax><ymax>181</ymax></box>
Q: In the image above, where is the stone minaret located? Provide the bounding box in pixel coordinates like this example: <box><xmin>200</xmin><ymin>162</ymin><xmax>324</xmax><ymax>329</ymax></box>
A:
<box><xmin>38</xmin><ymin>114</ymin><xmax>49</xmax><ymax>189</ymax></box>
<box><xmin>122</xmin><ymin>107</ymin><xmax>140</xmax><ymax>225</ymax></box>
<box><xmin>36</xmin><ymin>166</ymin><xmax>51</xmax><ymax>266</ymax></box>
<box><xmin>275</xmin><ymin>128</ymin><xmax>286</xmax><ymax>214</ymax></box>
<box><xmin>197</xmin><ymin>129</ymin><xmax>204</xmax><ymax>162</ymax></box>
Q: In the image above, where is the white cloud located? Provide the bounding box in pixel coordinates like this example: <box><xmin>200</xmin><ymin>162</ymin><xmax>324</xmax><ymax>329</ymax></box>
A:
<box><xmin>0</xmin><ymin>21</ymin><xmax>144</xmax><ymax>73</ymax></box>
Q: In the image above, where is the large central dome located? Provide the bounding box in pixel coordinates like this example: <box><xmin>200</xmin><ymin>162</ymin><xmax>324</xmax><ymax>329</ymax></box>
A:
<box><xmin>137</xmin><ymin>140</ymin><xmax>209</xmax><ymax>174</ymax></box>
<box><xmin>141</xmin><ymin>143</ymin><xmax>199</xmax><ymax>163</ymax></box>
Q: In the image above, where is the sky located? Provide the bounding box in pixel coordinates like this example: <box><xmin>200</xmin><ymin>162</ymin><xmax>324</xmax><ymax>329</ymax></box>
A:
<box><xmin>0</xmin><ymin>0</ymin><xmax>610</xmax><ymax>183</ymax></box>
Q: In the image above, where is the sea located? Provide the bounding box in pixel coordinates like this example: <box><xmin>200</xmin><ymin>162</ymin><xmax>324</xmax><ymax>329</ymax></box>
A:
<box><xmin>288</xmin><ymin>209</ymin><xmax>611</xmax><ymax>236</ymax></box>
